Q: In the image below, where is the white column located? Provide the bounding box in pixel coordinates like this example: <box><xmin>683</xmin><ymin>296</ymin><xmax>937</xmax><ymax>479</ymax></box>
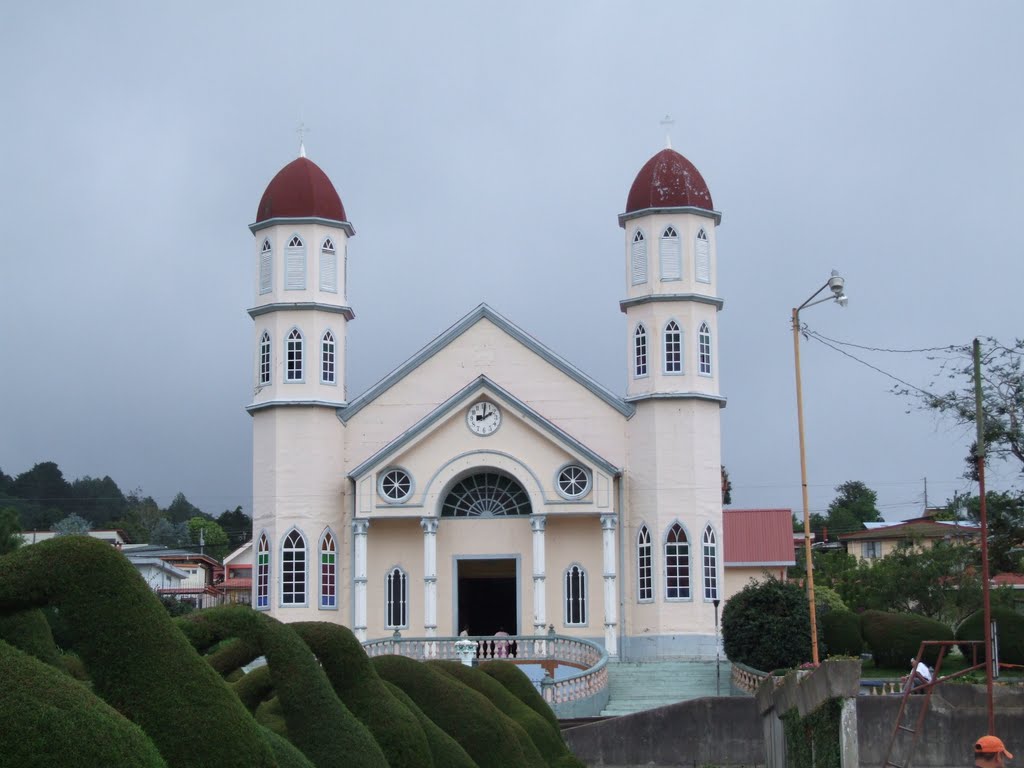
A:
<box><xmin>531</xmin><ymin>515</ymin><xmax>547</xmax><ymax>634</ymax></box>
<box><xmin>421</xmin><ymin>517</ymin><xmax>438</xmax><ymax>638</ymax></box>
<box><xmin>601</xmin><ymin>513</ymin><xmax>618</xmax><ymax>657</ymax></box>
<box><xmin>352</xmin><ymin>519</ymin><xmax>369</xmax><ymax>642</ymax></box>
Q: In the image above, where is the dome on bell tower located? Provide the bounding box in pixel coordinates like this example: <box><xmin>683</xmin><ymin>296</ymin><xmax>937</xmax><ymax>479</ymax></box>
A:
<box><xmin>254</xmin><ymin>156</ymin><xmax>350</xmax><ymax>225</ymax></box>
<box><xmin>624</xmin><ymin>148</ymin><xmax>714</xmax><ymax>215</ymax></box>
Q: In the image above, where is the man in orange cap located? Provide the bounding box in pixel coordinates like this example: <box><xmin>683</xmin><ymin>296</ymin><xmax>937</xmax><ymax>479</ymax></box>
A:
<box><xmin>975</xmin><ymin>736</ymin><xmax>1013</xmax><ymax>768</ymax></box>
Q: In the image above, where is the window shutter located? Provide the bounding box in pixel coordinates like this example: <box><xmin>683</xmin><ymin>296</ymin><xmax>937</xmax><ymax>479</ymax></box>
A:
<box><xmin>631</xmin><ymin>233</ymin><xmax>647</xmax><ymax>285</ymax></box>
<box><xmin>695</xmin><ymin>231</ymin><xmax>710</xmax><ymax>284</ymax></box>
<box><xmin>320</xmin><ymin>250</ymin><xmax>337</xmax><ymax>292</ymax></box>
<box><xmin>259</xmin><ymin>245</ymin><xmax>272</xmax><ymax>294</ymax></box>
<box><xmin>285</xmin><ymin>246</ymin><xmax>306</xmax><ymax>290</ymax></box>
<box><xmin>660</xmin><ymin>232</ymin><xmax>681</xmax><ymax>280</ymax></box>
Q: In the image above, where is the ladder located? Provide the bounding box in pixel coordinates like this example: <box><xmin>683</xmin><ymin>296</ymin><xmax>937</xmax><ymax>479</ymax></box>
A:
<box><xmin>881</xmin><ymin>640</ymin><xmax>986</xmax><ymax>768</ymax></box>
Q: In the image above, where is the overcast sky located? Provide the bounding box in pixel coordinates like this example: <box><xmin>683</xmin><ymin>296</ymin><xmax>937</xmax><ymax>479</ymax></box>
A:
<box><xmin>1</xmin><ymin>2</ymin><xmax>1021</xmax><ymax>525</ymax></box>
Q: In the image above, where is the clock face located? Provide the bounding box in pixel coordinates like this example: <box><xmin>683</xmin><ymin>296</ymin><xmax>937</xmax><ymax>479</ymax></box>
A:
<box><xmin>466</xmin><ymin>401</ymin><xmax>501</xmax><ymax>435</ymax></box>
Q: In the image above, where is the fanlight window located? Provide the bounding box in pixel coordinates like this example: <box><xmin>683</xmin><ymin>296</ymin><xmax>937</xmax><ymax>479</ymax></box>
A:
<box><xmin>379</xmin><ymin>468</ymin><xmax>413</xmax><ymax>503</ymax></box>
<box><xmin>441</xmin><ymin>472</ymin><xmax>531</xmax><ymax>517</ymax></box>
<box><xmin>556</xmin><ymin>465</ymin><xmax>590</xmax><ymax>499</ymax></box>
<box><xmin>288</xmin><ymin>236</ymin><xmax>303</xmax><ymax>247</ymax></box>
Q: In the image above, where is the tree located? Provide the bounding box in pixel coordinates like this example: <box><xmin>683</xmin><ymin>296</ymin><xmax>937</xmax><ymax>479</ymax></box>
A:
<box><xmin>69</xmin><ymin>475</ymin><xmax>127</xmax><ymax>528</ymax></box>
<box><xmin>0</xmin><ymin>506</ymin><xmax>22</xmax><ymax>555</ymax></box>
<box><xmin>53</xmin><ymin>513</ymin><xmax>93</xmax><ymax>536</ymax></box>
<box><xmin>826</xmin><ymin>481</ymin><xmax>882</xmax><ymax>534</ymax></box>
<box><xmin>721</xmin><ymin>576</ymin><xmax>815</xmax><ymax>671</ymax></box>
<box><xmin>187</xmin><ymin>516</ymin><xmax>229</xmax><ymax>560</ymax></box>
<box><xmin>166</xmin><ymin>492</ymin><xmax>206</xmax><ymax>524</ymax></box>
<box><xmin>150</xmin><ymin>519</ymin><xmax>190</xmax><ymax>547</ymax></box>
<box><xmin>9</xmin><ymin>462</ymin><xmax>72</xmax><ymax>529</ymax></box>
<box><xmin>217</xmin><ymin>505</ymin><xmax>252</xmax><ymax>548</ymax></box>
<box><xmin>946</xmin><ymin>490</ymin><xmax>1024</xmax><ymax>574</ymax></box>
<box><xmin>117</xmin><ymin>489</ymin><xmax>166</xmax><ymax>544</ymax></box>
<box><xmin>895</xmin><ymin>337</ymin><xmax>1023</xmax><ymax>474</ymax></box>
<box><xmin>720</xmin><ymin>466</ymin><xmax>732</xmax><ymax>505</ymax></box>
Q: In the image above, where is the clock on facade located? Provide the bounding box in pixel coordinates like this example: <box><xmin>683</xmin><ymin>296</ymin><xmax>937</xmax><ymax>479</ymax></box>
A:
<box><xmin>466</xmin><ymin>401</ymin><xmax>501</xmax><ymax>435</ymax></box>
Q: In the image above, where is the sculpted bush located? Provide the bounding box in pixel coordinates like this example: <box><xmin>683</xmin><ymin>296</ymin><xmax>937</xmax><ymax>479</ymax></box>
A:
<box><xmin>722</xmin><ymin>577</ymin><xmax>814</xmax><ymax>670</ymax></box>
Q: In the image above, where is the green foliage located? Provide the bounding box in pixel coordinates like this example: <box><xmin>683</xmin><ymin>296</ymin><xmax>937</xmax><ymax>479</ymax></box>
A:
<box><xmin>52</xmin><ymin>513</ymin><xmax>92</xmax><ymax>536</ymax></box>
<box><xmin>232</xmin><ymin>664</ymin><xmax>275</xmax><ymax>713</ymax></box>
<box><xmin>9</xmin><ymin>462</ymin><xmax>72</xmax><ymax>530</ymax></box>
<box><xmin>826</xmin><ymin>481</ymin><xmax>882</xmax><ymax>532</ymax></box>
<box><xmin>860</xmin><ymin>610</ymin><xmax>953</xmax><ymax>667</ymax></box>
<box><xmin>203</xmin><ymin>636</ymin><xmax>260</xmax><ymax>676</ymax></box>
<box><xmin>217</xmin><ymin>505</ymin><xmax>252</xmax><ymax>549</ymax></box>
<box><xmin>187</xmin><ymin>516</ymin><xmax>230</xmax><ymax>560</ymax></box>
<box><xmin>947</xmin><ymin>491</ymin><xmax>1024</xmax><ymax>573</ymax></box>
<box><xmin>158</xmin><ymin>595</ymin><xmax>195</xmax><ymax>617</ymax></box>
<box><xmin>149</xmin><ymin>519</ymin><xmax>190</xmax><ymax>547</ymax></box>
<box><xmin>0</xmin><ymin>608</ymin><xmax>61</xmax><ymax>668</ymax></box>
<box><xmin>480</xmin><ymin>659</ymin><xmax>559</xmax><ymax>732</ymax></box>
<box><xmin>0</xmin><ymin>507</ymin><xmax>22</xmax><ymax>555</ymax></box>
<box><xmin>260</xmin><ymin>725</ymin><xmax>316</xmax><ymax>768</ymax></box>
<box><xmin>293</xmin><ymin>622</ymin><xmax>433</xmax><ymax>768</ymax></box>
<box><xmin>0</xmin><ymin>640</ymin><xmax>168</xmax><ymax>768</ymax></box>
<box><xmin>430</xmin><ymin>660</ymin><xmax>583</xmax><ymax>768</ymax></box>
<box><xmin>373</xmin><ymin>653</ymin><xmax>547</xmax><ymax>768</ymax></box>
<box><xmin>780</xmin><ymin>698</ymin><xmax>842</xmax><ymax>768</ymax></box>
<box><xmin>721</xmin><ymin>465</ymin><xmax>732</xmax><ymax>505</ymax></box>
<box><xmin>383</xmin><ymin>680</ymin><xmax>479</xmax><ymax>768</ymax></box>
<box><xmin>821</xmin><ymin>610</ymin><xmax>863</xmax><ymax>657</ymax></box>
<box><xmin>956</xmin><ymin>606</ymin><xmax>1024</xmax><ymax>665</ymax></box>
<box><xmin>814</xmin><ymin>585</ymin><xmax>847</xmax><ymax>615</ymax></box>
<box><xmin>722</xmin><ymin>577</ymin><xmax>814</xmax><ymax>671</ymax></box>
<box><xmin>68</xmin><ymin>475</ymin><xmax>127</xmax><ymax>529</ymax></box>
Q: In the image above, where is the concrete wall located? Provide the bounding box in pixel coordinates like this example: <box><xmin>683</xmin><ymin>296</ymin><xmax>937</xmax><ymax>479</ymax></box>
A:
<box><xmin>562</xmin><ymin>685</ymin><xmax>1024</xmax><ymax>768</ymax></box>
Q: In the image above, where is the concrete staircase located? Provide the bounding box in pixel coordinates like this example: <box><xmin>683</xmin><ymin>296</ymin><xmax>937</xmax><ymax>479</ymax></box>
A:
<box><xmin>600</xmin><ymin>660</ymin><xmax>733</xmax><ymax>716</ymax></box>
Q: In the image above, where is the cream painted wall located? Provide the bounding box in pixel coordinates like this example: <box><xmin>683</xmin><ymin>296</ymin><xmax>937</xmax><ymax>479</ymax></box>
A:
<box><xmin>544</xmin><ymin>515</ymin><xmax>605</xmax><ymax>635</ymax></box>
<box><xmin>365</xmin><ymin>518</ymin><xmax>425</xmax><ymax>633</ymax></box>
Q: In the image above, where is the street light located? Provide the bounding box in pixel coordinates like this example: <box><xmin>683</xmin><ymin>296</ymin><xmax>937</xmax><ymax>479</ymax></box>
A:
<box><xmin>792</xmin><ymin>269</ymin><xmax>847</xmax><ymax>666</ymax></box>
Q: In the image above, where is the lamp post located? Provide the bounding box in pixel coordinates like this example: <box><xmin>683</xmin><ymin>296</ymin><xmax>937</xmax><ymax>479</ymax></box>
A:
<box><xmin>713</xmin><ymin>597</ymin><xmax>721</xmax><ymax>695</ymax></box>
<box><xmin>792</xmin><ymin>270</ymin><xmax>847</xmax><ymax>666</ymax></box>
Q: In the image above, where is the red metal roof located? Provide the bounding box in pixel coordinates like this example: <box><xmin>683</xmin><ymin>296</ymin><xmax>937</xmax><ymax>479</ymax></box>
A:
<box><xmin>255</xmin><ymin>157</ymin><xmax>348</xmax><ymax>224</ymax></box>
<box><xmin>723</xmin><ymin>509</ymin><xmax>796</xmax><ymax>565</ymax></box>
<box><xmin>992</xmin><ymin>573</ymin><xmax>1024</xmax><ymax>587</ymax></box>
<box><xmin>625</xmin><ymin>148</ymin><xmax>714</xmax><ymax>214</ymax></box>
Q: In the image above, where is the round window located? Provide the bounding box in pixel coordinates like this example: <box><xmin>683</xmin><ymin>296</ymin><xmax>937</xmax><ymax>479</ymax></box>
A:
<box><xmin>379</xmin><ymin>468</ymin><xmax>412</xmax><ymax>503</ymax></box>
<box><xmin>556</xmin><ymin>465</ymin><xmax>590</xmax><ymax>499</ymax></box>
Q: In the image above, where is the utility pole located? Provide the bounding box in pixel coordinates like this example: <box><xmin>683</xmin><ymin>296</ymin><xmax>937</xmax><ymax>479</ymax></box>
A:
<box><xmin>973</xmin><ymin>338</ymin><xmax>995</xmax><ymax>735</ymax></box>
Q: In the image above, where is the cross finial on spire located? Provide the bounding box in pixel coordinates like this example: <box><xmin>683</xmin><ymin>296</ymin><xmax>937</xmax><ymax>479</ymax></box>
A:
<box><xmin>297</xmin><ymin>122</ymin><xmax>309</xmax><ymax>158</ymax></box>
<box><xmin>660</xmin><ymin>115</ymin><xmax>675</xmax><ymax>149</ymax></box>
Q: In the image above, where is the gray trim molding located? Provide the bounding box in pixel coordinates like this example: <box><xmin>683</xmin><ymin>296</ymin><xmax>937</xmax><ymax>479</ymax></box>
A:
<box><xmin>624</xmin><ymin>392</ymin><xmax>727</xmax><ymax>408</ymax></box>
<box><xmin>247</xmin><ymin>399</ymin><xmax>348</xmax><ymax>415</ymax></box>
<box><xmin>248</xmin><ymin>302</ymin><xmax>355</xmax><ymax>321</ymax></box>
<box><xmin>250</xmin><ymin>216</ymin><xmax>355</xmax><ymax>236</ymax></box>
<box><xmin>619</xmin><ymin>293</ymin><xmax>724</xmax><ymax>312</ymax></box>
<box><xmin>338</xmin><ymin>304</ymin><xmax>635</xmax><ymax>422</ymax></box>
<box><xmin>617</xmin><ymin>206</ymin><xmax>722</xmax><ymax>227</ymax></box>
<box><xmin>348</xmin><ymin>375</ymin><xmax>623</xmax><ymax>480</ymax></box>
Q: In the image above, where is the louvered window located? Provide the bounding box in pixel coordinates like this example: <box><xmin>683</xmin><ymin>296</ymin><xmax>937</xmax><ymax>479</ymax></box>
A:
<box><xmin>695</xmin><ymin>229</ymin><xmax>710</xmax><ymax>284</ymax></box>
<box><xmin>285</xmin><ymin>235</ymin><xmax>306</xmax><ymax>290</ymax></box>
<box><xmin>258</xmin><ymin>331</ymin><xmax>271</xmax><ymax>386</ymax></box>
<box><xmin>665</xmin><ymin>523</ymin><xmax>691</xmax><ymax>600</ymax></box>
<box><xmin>702</xmin><ymin>525</ymin><xmax>719</xmax><ymax>601</ymax></box>
<box><xmin>664</xmin><ymin>320</ymin><xmax>682</xmax><ymax>373</ymax></box>
<box><xmin>564</xmin><ymin>564</ymin><xmax>587</xmax><ymax>625</ymax></box>
<box><xmin>281</xmin><ymin>529</ymin><xmax>306</xmax><ymax>605</ymax></box>
<box><xmin>320</xmin><ymin>238</ymin><xmax>337</xmax><ymax>293</ymax></box>
<box><xmin>634</xmin><ymin>324</ymin><xmax>648</xmax><ymax>377</ymax></box>
<box><xmin>259</xmin><ymin>239</ymin><xmax>273</xmax><ymax>294</ymax></box>
<box><xmin>631</xmin><ymin>230</ymin><xmax>648</xmax><ymax>285</ymax></box>
<box><xmin>386</xmin><ymin>567</ymin><xmax>408</xmax><ymax>628</ymax></box>
<box><xmin>320</xmin><ymin>531</ymin><xmax>336</xmax><ymax>609</ymax></box>
<box><xmin>699</xmin><ymin>322</ymin><xmax>712</xmax><ymax>375</ymax></box>
<box><xmin>637</xmin><ymin>526</ymin><xmax>653</xmax><ymax>601</ymax></box>
<box><xmin>256</xmin><ymin>533</ymin><xmax>270</xmax><ymax>609</ymax></box>
<box><xmin>321</xmin><ymin>330</ymin><xmax>335</xmax><ymax>384</ymax></box>
<box><xmin>660</xmin><ymin>226</ymin><xmax>681</xmax><ymax>281</ymax></box>
<box><xmin>286</xmin><ymin>329</ymin><xmax>303</xmax><ymax>382</ymax></box>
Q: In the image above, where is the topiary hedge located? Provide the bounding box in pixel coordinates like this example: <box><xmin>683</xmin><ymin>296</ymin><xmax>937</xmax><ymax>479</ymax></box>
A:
<box><xmin>821</xmin><ymin>609</ymin><xmax>863</xmax><ymax>658</ymax></box>
<box><xmin>956</xmin><ymin>607</ymin><xmax>1024</xmax><ymax>665</ymax></box>
<box><xmin>722</xmin><ymin>577</ymin><xmax>815</xmax><ymax>670</ymax></box>
<box><xmin>293</xmin><ymin>622</ymin><xmax>433</xmax><ymax>768</ymax></box>
<box><xmin>0</xmin><ymin>607</ymin><xmax>61</xmax><ymax>668</ymax></box>
<box><xmin>383</xmin><ymin>680</ymin><xmax>479</xmax><ymax>768</ymax></box>
<box><xmin>860</xmin><ymin>610</ymin><xmax>953</xmax><ymax>668</ymax></box>
<box><xmin>373</xmin><ymin>654</ymin><xmax>547</xmax><ymax>768</ymax></box>
<box><xmin>480</xmin><ymin>659</ymin><xmax>559</xmax><ymax>732</ymax></box>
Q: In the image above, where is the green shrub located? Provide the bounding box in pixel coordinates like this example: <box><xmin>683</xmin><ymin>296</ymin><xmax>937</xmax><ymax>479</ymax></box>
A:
<box><xmin>232</xmin><ymin>664</ymin><xmax>275</xmax><ymax>713</ymax></box>
<box><xmin>204</xmin><ymin>636</ymin><xmax>261</xmax><ymax>677</ymax></box>
<box><xmin>373</xmin><ymin>654</ymin><xmax>546</xmax><ymax>768</ymax></box>
<box><xmin>383</xmin><ymin>680</ymin><xmax>479</xmax><ymax>768</ymax></box>
<box><xmin>0</xmin><ymin>537</ymin><xmax>277</xmax><ymax>768</ymax></box>
<box><xmin>293</xmin><ymin>622</ymin><xmax>433</xmax><ymax>768</ymax></box>
<box><xmin>256</xmin><ymin>695</ymin><xmax>288</xmax><ymax>737</ymax></box>
<box><xmin>956</xmin><ymin>607</ymin><xmax>1024</xmax><ymax>665</ymax></box>
<box><xmin>722</xmin><ymin>577</ymin><xmax>814</xmax><ymax>670</ymax></box>
<box><xmin>861</xmin><ymin>610</ymin><xmax>953</xmax><ymax>667</ymax></box>
<box><xmin>815</xmin><ymin>585</ymin><xmax>847</xmax><ymax>615</ymax></box>
<box><xmin>480</xmin><ymin>659</ymin><xmax>559</xmax><ymax>731</ymax></box>
<box><xmin>260</xmin><ymin>725</ymin><xmax>316</xmax><ymax>768</ymax></box>
<box><xmin>0</xmin><ymin>607</ymin><xmax>61</xmax><ymax>668</ymax></box>
<box><xmin>430</xmin><ymin>660</ymin><xmax>582</xmax><ymax>768</ymax></box>
<box><xmin>0</xmin><ymin>640</ymin><xmax>168</xmax><ymax>768</ymax></box>
<box><xmin>821</xmin><ymin>610</ymin><xmax>863</xmax><ymax>657</ymax></box>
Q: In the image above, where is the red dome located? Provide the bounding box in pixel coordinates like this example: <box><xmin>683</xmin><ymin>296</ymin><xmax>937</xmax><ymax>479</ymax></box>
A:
<box><xmin>625</xmin><ymin>148</ymin><xmax>713</xmax><ymax>214</ymax></box>
<box><xmin>255</xmin><ymin>157</ymin><xmax>348</xmax><ymax>224</ymax></box>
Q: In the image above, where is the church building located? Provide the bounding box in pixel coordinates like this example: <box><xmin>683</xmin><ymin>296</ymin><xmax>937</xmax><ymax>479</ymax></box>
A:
<box><xmin>246</xmin><ymin>143</ymin><xmax>793</xmax><ymax>660</ymax></box>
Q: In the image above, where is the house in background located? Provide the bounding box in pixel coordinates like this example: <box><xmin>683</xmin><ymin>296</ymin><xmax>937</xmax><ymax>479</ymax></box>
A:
<box><xmin>219</xmin><ymin>541</ymin><xmax>253</xmax><ymax>605</ymax></box>
<box><xmin>123</xmin><ymin>545</ymin><xmax>225</xmax><ymax>608</ymax></box>
<box><xmin>838</xmin><ymin>516</ymin><xmax>980</xmax><ymax>563</ymax></box>
<box><xmin>18</xmin><ymin>529</ymin><xmax>130</xmax><ymax>548</ymax></box>
<box><xmin>723</xmin><ymin>509</ymin><xmax>796</xmax><ymax>589</ymax></box>
<box><xmin>127</xmin><ymin>554</ymin><xmax>190</xmax><ymax>593</ymax></box>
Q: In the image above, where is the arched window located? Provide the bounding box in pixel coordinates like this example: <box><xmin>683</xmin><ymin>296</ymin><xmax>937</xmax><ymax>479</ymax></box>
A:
<box><xmin>702</xmin><ymin>524</ymin><xmax>719</xmax><ymax>601</ymax></box>
<box><xmin>698</xmin><ymin>322</ymin><xmax>712</xmax><ymax>376</ymax></box>
<box><xmin>256</xmin><ymin>532</ymin><xmax>270</xmax><ymax>609</ymax></box>
<box><xmin>259</xmin><ymin>239</ymin><xmax>273</xmax><ymax>294</ymax></box>
<box><xmin>285</xmin><ymin>235</ymin><xmax>306</xmax><ymax>290</ymax></box>
<box><xmin>665</xmin><ymin>523</ymin><xmax>691</xmax><ymax>600</ymax></box>
<box><xmin>441</xmin><ymin>472</ymin><xmax>531</xmax><ymax>517</ymax></box>
<box><xmin>320</xmin><ymin>237</ymin><xmax>337</xmax><ymax>293</ymax></box>
<box><xmin>286</xmin><ymin>328</ymin><xmax>303</xmax><ymax>382</ymax></box>
<box><xmin>660</xmin><ymin>226</ymin><xmax>681</xmax><ymax>281</ymax></box>
<box><xmin>320</xmin><ymin>530</ymin><xmax>336</xmax><ymax>609</ymax></box>
<box><xmin>634</xmin><ymin>324</ymin><xmax>648</xmax><ymax>378</ymax></box>
<box><xmin>281</xmin><ymin>529</ymin><xmax>307</xmax><ymax>605</ymax></box>
<box><xmin>695</xmin><ymin>229</ymin><xmax>710</xmax><ymax>284</ymax></box>
<box><xmin>631</xmin><ymin>230</ymin><xmax>648</xmax><ymax>285</ymax></box>
<box><xmin>664</xmin><ymin>320</ymin><xmax>682</xmax><ymax>373</ymax></box>
<box><xmin>258</xmin><ymin>331</ymin><xmax>271</xmax><ymax>386</ymax></box>
<box><xmin>386</xmin><ymin>567</ymin><xmax>408</xmax><ymax>628</ymax></box>
<box><xmin>321</xmin><ymin>330</ymin><xmax>336</xmax><ymax>384</ymax></box>
<box><xmin>637</xmin><ymin>525</ymin><xmax>653</xmax><ymax>601</ymax></box>
<box><xmin>564</xmin><ymin>564</ymin><xmax>587</xmax><ymax>625</ymax></box>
